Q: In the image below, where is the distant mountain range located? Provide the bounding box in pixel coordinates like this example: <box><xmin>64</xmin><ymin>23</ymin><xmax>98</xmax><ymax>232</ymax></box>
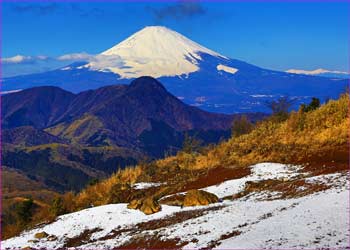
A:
<box><xmin>286</xmin><ymin>68</ymin><xmax>350</xmax><ymax>79</ymax></box>
<box><xmin>3</xmin><ymin>26</ymin><xmax>348</xmax><ymax>113</ymax></box>
<box><xmin>2</xmin><ymin>76</ymin><xmax>236</xmax><ymax>150</ymax></box>
<box><xmin>2</xmin><ymin>77</ymin><xmax>263</xmax><ymax>191</ymax></box>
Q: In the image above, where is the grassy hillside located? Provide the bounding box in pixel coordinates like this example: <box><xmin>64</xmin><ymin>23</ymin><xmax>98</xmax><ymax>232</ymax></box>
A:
<box><xmin>167</xmin><ymin>92</ymin><xmax>349</xmax><ymax>170</ymax></box>
<box><xmin>78</xmin><ymin>95</ymin><xmax>349</xmax><ymax>199</ymax></box>
<box><xmin>45</xmin><ymin>115</ymin><xmax>108</xmax><ymax>146</ymax></box>
<box><xmin>3</xmin><ymin>93</ymin><xmax>349</xmax><ymax>239</ymax></box>
<box><xmin>64</xmin><ymin>93</ymin><xmax>350</xmax><ymax>211</ymax></box>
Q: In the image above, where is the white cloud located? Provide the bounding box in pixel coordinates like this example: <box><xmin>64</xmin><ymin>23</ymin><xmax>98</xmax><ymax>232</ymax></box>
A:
<box><xmin>57</xmin><ymin>52</ymin><xmax>93</xmax><ymax>61</ymax></box>
<box><xmin>57</xmin><ymin>53</ymin><xmax>125</xmax><ymax>72</ymax></box>
<box><xmin>2</xmin><ymin>53</ymin><xmax>91</xmax><ymax>64</ymax></box>
<box><xmin>2</xmin><ymin>55</ymin><xmax>33</xmax><ymax>64</ymax></box>
<box><xmin>1</xmin><ymin>55</ymin><xmax>49</xmax><ymax>64</ymax></box>
<box><xmin>36</xmin><ymin>55</ymin><xmax>49</xmax><ymax>60</ymax></box>
<box><xmin>87</xmin><ymin>54</ymin><xmax>125</xmax><ymax>71</ymax></box>
<box><xmin>2</xmin><ymin>52</ymin><xmax>126</xmax><ymax>77</ymax></box>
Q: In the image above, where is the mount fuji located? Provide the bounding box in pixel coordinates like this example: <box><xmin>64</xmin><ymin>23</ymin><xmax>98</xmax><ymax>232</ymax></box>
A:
<box><xmin>2</xmin><ymin>26</ymin><xmax>348</xmax><ymax>113</ymax></box>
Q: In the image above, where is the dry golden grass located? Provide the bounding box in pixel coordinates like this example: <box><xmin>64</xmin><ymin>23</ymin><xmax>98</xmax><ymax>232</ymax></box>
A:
<box><xmin>74</xmin><ymin>165</ymin><xmax>143</xmax><ymax>209</ymax></box>
<box><xmin>71</xmin><ymin>94</ymin><xmax>349</xmax><ymax>211</ymax></box>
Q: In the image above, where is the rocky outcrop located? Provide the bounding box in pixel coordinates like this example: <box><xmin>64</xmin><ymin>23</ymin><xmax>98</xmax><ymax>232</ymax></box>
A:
<box><xmin>183</xmin><ymin>190</ymin><xmax>218</xmax><ymax>207</ymax></box>
<box><xmin>34</xmin><ymin>232</ymin><xmax>48</xmax><ymax>239</ymax></box>
<box><xmin>160</xmin><ymin>194</ymin><xmax>185</xmax><ymax>206</ymax></box>
<box><xmin>127</xmin><ymin>197</ymin><xmax>161</xmax><ymax>215</ymax></box>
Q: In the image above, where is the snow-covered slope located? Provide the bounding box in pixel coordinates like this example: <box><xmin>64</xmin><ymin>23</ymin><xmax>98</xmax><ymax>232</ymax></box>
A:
<box><xmin>3</xmin><ymin>163</ymin><xmax>349</xmax><ymax>249</ymax></box>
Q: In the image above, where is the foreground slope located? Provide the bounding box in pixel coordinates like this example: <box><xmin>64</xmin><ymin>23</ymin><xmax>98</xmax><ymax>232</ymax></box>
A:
<box><xmin>3</xmin><ymin>94</ymin><xmax>349</xmax><ymax>248</ymax></box>
<box><xmin>3</xmin><ymin>163</ymin><xmax>349</xmax><ymax>249</ymax></box>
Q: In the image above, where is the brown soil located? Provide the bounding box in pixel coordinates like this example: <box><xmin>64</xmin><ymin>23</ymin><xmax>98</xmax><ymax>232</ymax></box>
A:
<box><xmin>296</xmin><ymin>144</ymin><xmax>349</xmax><ymax>176</ymax></box>
<box><xmin>63</xmin><ymin>228</ymin><xmax>102</xmax><ymax>248</ymax></box>
<box><xmin>140</xmin><ymin>166</ymin><xmax>250</xmax><ymax>208</ymax></box>
<box><xmin>116</xmin><ymin>235</ymin><xmax>188</xmax><ymax>249</ymax></box>
<box><xmin>180</xmin><ymin>166</ymin><xmax>251</xmax><ymax>193</ymax></box>
<box><xmin>206</xmin><ymin>230</ymin><xmax>241</xmax><ymax>249</ymax></box>
<box><xmin>98</xmin><ymin>226</ymin><xmax>132</xmax><ymax>241</ymax></box>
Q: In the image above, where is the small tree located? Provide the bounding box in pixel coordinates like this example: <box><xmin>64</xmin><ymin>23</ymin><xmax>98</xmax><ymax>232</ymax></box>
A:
<box><xmin>301</xmin><ymin>97</ymin><xmax>320</xmax><ymax>112</ymax></box>
<box><xmin>50</xmin><ymin>196</ymin><xmax>65</xmax><ymax>217</ymax></box>
<box><xmin>15</xmin><ymin>198</ymin><xmax>34</xmax><ymax>225</ymax></box>
<box><xmin>145</xmin><ymin>162</ymin><xmax>157</xmax><ymax>177</ymax></box>
<box><xmin>182</xmin><ymin>133</ymin><xmax>202</xmax><ymax>154</ymax></box>
<box><xmin>231</xmin><ymin>115</ymin><xmax>253</xmax><ymax>137</ymax></box>
<box><xmin>87</xmin><ymin>178</ymin><xmax>99</xmax><ymax>187</ymax></box>
<box><xmin>265</xmin><ymin>96</ymin><xmax>295</xmax><ymax>122</ymax></box>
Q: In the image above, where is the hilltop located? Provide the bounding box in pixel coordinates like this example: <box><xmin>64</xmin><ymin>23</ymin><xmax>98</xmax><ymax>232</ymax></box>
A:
<box><xmin>2</xmin><ymin>77</ymin><xmax>246</xmax><ymax>193</ymax></box>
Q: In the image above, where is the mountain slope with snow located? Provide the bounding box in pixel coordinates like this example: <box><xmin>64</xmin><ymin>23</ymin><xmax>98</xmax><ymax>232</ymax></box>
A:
<box><xmin>2</xmin><ymin>26</ymin><xmax>348</xmax><ymax>113</ymax></box>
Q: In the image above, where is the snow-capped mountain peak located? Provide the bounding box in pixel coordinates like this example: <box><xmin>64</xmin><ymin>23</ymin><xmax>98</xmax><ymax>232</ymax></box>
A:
<box><xmin>86</xmin><ymin>26</ymin><xmax>227</xmax><ymax>78</ymax></box>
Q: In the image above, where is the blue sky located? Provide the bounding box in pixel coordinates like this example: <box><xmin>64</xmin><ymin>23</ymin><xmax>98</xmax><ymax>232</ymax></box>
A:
<box><xmin>2</xmin><ymin>1</ymin><xmax>349</xmax><ymax>77</ymax></box>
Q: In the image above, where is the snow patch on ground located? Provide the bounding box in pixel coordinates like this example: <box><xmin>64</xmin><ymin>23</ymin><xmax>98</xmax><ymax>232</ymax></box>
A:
<box><xmin>250</xmin><ymin>94</ymin><xmax>275</xmax><ymax>98</ymax></box>
<box><xmin>216</xmin><ymin>187</ymin><xmax>349</xmax><ymax>249</ymax></box>
<box><xmin>60</xmin><ymin>66</ymin><xmax>72</xmax><ymax>71</ymax></box>
<box><xmin>162</xmin><ymin>174</ymin><xmax>349</xmax><ymax>249</ymax></box>
<box><xmin>202</xmin><ymin>163</ymin><xmax>302</xmax><ymax>198</ymax></box>
<box><xmin>217</xmin><ymin>64</ymin><xmax>238</xmax><ymax>74</ymax></box>
<box><xmin>132</xmin><ymin>182</ymin><xmax>162</xmax><ymax>190</ymax></box>
<box><xmin>1</xmin><ymin>89</ymin><xmax>23</xmax><ymax>95</ymax></box>
<box><xmin>305</xmin><ymin>172</ymin><xmax>348</xmax><ymax>187</ymax></box>
<box><xmin>3</xmin><ymin>204</ymin><xmax>198</xmax><ymax>249</ymax></box>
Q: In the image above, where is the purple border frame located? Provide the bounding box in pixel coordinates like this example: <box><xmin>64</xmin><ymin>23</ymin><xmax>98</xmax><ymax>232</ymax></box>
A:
<box><xmin>0</xmin><ymin>1</ymin><xmax>349</xmax><ymax>250</ymax></box>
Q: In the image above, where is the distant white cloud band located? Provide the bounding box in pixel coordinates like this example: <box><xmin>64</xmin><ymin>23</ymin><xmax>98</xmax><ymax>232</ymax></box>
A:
<box><xmin>1</xmin><ymin>53</ymin><xmax>92</xmax><ymax>64</ymax></box>
<box><xmin>1</xmin><ymin>55</ymin><xmax>48</xmax><ymax>64</ymax></box>
<box><xmin>2</xmin><ymin>53</ymin><xmax>125</xmax><ymax>70</ymax></box>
